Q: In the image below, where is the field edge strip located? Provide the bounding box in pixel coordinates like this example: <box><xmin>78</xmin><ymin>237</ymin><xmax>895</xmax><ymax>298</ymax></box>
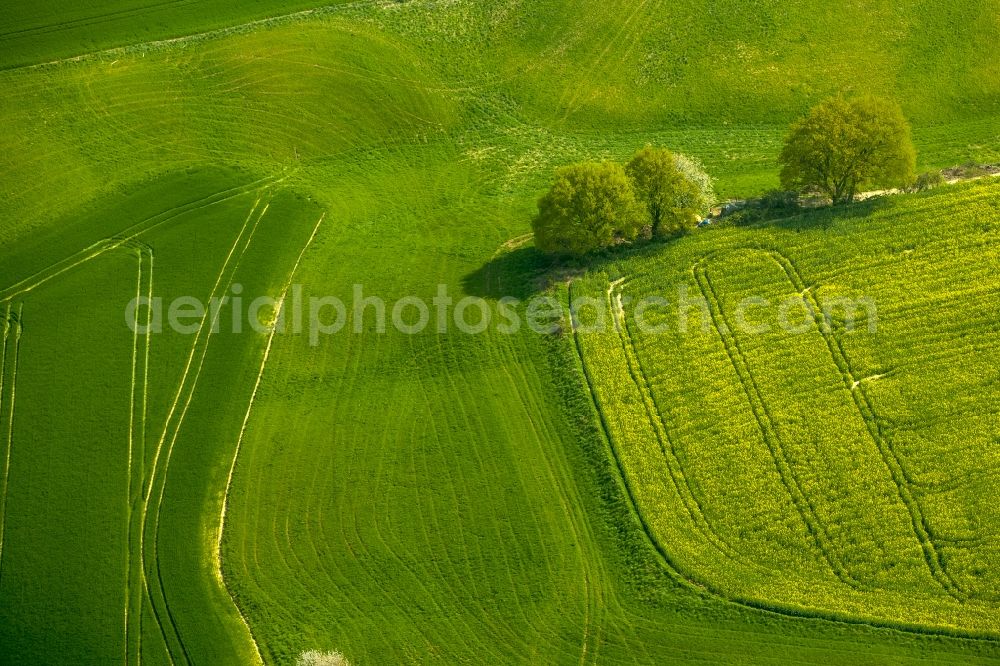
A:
<box><xmin>606</xmin><ymin>279</ymin><xmax>762</xmax><ymax>570</ymax></box>
<box><xmin>217</xmin><ymin>211</ymin><xmax>327</xmax><ymax>666</ymax></box>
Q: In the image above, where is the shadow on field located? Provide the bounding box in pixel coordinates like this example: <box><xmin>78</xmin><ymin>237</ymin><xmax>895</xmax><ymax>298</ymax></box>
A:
<box><xmin>743</xmin><ymin>196</ymin><xmax>889</xmax><ymax>231</ymax></box>
<box><xmin>462</xmin><ymin>246</ymin><xmax>553</xmax><ymax>300</ymax></box>
<box><xmin>463</xmin><ymin>237</ymin><xmax>679</xmax><ymax>301</ymax></box>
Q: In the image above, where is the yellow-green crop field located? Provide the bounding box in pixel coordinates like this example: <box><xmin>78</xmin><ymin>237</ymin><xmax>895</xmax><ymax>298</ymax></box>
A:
<box><xmin>572</xmin><ymin>180</ymin><xmax>1000</xmax><ymax>636</ymax></box>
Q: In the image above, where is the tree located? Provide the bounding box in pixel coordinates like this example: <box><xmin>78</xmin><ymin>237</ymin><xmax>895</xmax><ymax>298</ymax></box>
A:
<box><xmin>626</xmin><ymin>146</ymin><xmax>708</xmax><ymax>237</ymax></box>
<box><xmin>533</xmin><ymin>161</ymin><xmax>645</xmax><ymax>255</ymax></box>
<box><xmin>779</xmin><ymin>97</ymin><xmax>916</xmax><ymax>204</ymax></box>
<box><xmin>674</xmin><ymin>152</ymin><xmax>716</xmax><ymax>213</ymax></box>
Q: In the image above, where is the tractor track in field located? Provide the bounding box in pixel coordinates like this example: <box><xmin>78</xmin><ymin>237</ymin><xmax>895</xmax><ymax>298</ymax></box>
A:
<box><xmin>604</xmin><ymin>278</ymin><xmax>770</xmax><ymax>573</ymax></box>
<box><xmin>0</xmin><ymin>176</ymin><xmax>276</xmax><ymax>663</ymax></box>
<box><xmin>420</xmin><ymin>328</ymin><xmax>560</xmax><ymax>656</ymax></box>
<box><xmin>138</xmin><ymin>248</ymin><xmax>154</xmax><ymax>662</ymax></box>
<box><xmin>556</xmin><ymin>0</ymin><xmax>655</xmax><ymax>123</ymax></box>
<box><xmin>124</xmin><ymin>250</ymin><xmax>143</xmax><ymax>665</ymax></box>
<box><xmin>0</xmin><ymin>247</ymin><xmax>154</xmax><ymax>661</ymax></box>
<box><xmin>0</xmin><ymin>175</ymin><xmax>280</xmax><ymax>304</ymax></box>
<box><xmin>569</xmin><ymin>280</ymin><xmax>708</xmax><ymax>599</ymax></box>
<box><xmin>693</xmin><ymin>257</ymin><xmax>865</xmax><ymax>590</ymax></box>
<box><xmin>0</xmin><ymin>0</ymin><xmax>427</xmax><ymax>73</ymax></box>
<box><xmin>766</xmin><ymin>249</ymin><xmax>972</xmax><ymax>602</ymax></box>
<box><xmin>126</xmin><ymin>247</ymin><xmax>154</xmax><ymax>666</ymax></box>
<box><xmin>140</xmin><ymin>194</ymin><xmax>270</xmax><ymax>664</ymax></box>
<box><xmin>494</xmin><ymin>332</ymin><xmax>607</xmax><ymax>664</ymax></box>
<box><xmin>0</xmin><ymin>304</ymin><xmax>23</xmax><ymax>584</ymax></box>
<box><xmin>0</xmin><ymin>0</ymin><xmax>196</xmax><ymax>41</ymax></box>
<box><xmin>384</xmin><ymin>334</ymin><xmax>541</xmax><ymax>659</ymax></box>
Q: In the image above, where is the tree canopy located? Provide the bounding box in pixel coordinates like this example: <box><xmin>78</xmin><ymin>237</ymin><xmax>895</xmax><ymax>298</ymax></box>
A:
<box><xmin>532</xmin><ymin>161</ymin><xmax>645</xmax><ymax>256</ymax></box>
<box><xmin>626</xmin><ymin>146</ymin><xmax>709</xmax><ymax>237</ymax></box>
<box><xmin>779</xmin><ymin>97</ymin><xmax>916</xmax><ymax>204</ymax></box>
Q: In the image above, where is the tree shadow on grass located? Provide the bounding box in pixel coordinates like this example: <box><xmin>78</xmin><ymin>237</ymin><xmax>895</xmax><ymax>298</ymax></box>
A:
<box><xmin>739</xmin><ymin>196</ymin><xmax>890</xmax><ymax>232</ymax></box>
<box><xmin>462</xmin><ymin>245</ymin><xmax>557</xmax><ymax>300</ymax></box>
<box><xmin>462</xmin><ymin>235</ymin><xmax>690</xmax><ymax>301</ymax></box>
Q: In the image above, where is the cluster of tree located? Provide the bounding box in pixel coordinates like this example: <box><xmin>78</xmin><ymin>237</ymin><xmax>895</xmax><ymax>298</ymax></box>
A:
<box><xmin>533</xmin><ymin>96</ymin><xmax>921</xmax><ymax>255</ymax></box>
<box><xmin>532</xmin><ymin>147</ymin><xmax>714</xmax><ymax>256</ymax></box>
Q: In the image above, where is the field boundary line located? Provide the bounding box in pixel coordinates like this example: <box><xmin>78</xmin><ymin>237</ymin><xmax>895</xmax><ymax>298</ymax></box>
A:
<box><xmin>765</xmin><ymin>249</ymin><xmax>968</xmax><ymax>601</ymax></box>
<box><xmin>569</xmin><ymin>282</ymin><xmax>707</xmax><ymax>594</ymax></box>
<box><xmin>0</xmin><ymin>304</ymin><xmax>23</xmax><ymax>583</ymax></box>
<box><xmin>568</xmin><ymin>281</ymin><xmax>1000</xmax><ymax>642</ymax></box>
<box><xmin>216</xmin><ymin>211</ymin><xmax>326</xmax><ymax>666</ymax></box>
<box><xmin>606</xmin><ymin>279</ymin><xmax>764</xmax><ymax>570</ymax></box>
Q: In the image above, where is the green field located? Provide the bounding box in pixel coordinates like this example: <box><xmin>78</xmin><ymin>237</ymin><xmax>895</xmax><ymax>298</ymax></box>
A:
<box><xmin>0</xmin><ymin>168</ymin><xmax>326</xmax><ymax>663</ymax></box>
<box><xmin>1</xmin><ymin>0</ymin><xmax>999</xmax><ymax>664</ymax></box>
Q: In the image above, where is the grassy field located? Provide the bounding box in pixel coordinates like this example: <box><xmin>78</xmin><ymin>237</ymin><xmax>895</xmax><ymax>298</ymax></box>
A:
<box><xmin>0</xmin><ymin>0</ymin><xmax>999</xmax><ymax>663</ymax></box>
<box><xmin>0</xmin><ymin>0</ymin><xmax>348</xmax><ymax>69</ymax></box>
